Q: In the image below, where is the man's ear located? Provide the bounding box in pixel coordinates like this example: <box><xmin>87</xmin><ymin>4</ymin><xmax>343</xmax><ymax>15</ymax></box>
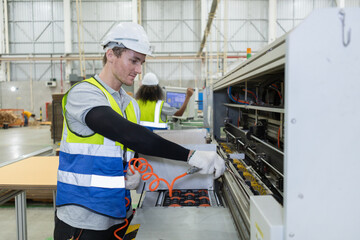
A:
<box><xmin>106</xmin><ymin>49</ymin><xmax>114</xmax><ymax>63</ymax></box>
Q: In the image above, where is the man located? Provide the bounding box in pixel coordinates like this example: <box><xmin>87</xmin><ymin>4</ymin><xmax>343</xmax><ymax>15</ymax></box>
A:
<box><xmin>22</xmin><ymin>111</ymin><xmax>35</xmax><ymax>126</ymax></box>
<box><xmin>54</xmin><ymin>22</ymin><xmax>225</xmax><ymax>240</ymax></box>
<box><xmin>135</xmin><ymin>72</ymin><xmax>194</xmax><ymax>131</ymax></box>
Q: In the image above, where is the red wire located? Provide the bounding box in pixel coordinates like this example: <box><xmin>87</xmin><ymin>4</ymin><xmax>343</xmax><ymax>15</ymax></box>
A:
<box><xmin>227</xmin><ymin>87</ymin><xmax>250</xmax><ymax>104</ymax></box>
<box><xmin>277</xmin><ymin>127</ymin><xmax>281</xmax><ymax>148</ymax></box>
<box><xmin>270</xmin><ymin>84</ymin><xmax>283</xmax><ymax>99</ymax></box>
<box><xmin>242</xmin><ymin>89</ymin><xmax>258</xmax><ymax>102</ymax></box>
<box><xmin>74</xmin><ymin>229</ymin><xmax>83</xmax><ymax>240</ymax></box>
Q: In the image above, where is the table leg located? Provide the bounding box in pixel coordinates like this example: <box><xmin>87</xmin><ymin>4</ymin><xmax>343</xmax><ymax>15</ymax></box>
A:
<box><xmin>53</xmin><ymin>190</ymin><xmax>56</xmax><ymax>209</ymax></box>
<box><xmin>15</xmin><ymin>191</ymin><xmax>27</xmax><ymax>240</ymax></box>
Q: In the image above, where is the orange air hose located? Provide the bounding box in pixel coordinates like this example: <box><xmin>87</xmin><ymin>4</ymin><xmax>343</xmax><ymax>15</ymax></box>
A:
<box><xmin>114</xmin><ymin>218</ymin><xmax>129</xmax><ymax>240</ymax></box>
<box><xmin>128</xmin><ymin>157</ymin><xmax>188</xmax><ymax>198</ymax></box>
<box><xmin>114</xmin><ymin>157</ymin><xmax>193</xmax><ymax>239</ymax></box>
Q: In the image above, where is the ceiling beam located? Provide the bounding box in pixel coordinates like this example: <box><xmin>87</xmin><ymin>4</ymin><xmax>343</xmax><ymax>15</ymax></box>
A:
<box><xmin>0</xmin><ymin>54</ymin><xmax>246</xmax><ymax>62</ymax></box>
<box><xmin>197</xmin><ymin>0</ymin><xmax>219</xmax><ymax>57</ymax></box>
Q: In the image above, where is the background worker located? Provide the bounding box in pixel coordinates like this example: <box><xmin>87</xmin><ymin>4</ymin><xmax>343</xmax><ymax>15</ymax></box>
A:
<box><xmin>135</xmin><ymin>72</ymin><xmax>194</xmax><ymax>131</ymax></box>
<box><xmin>54</xmin><ymin>22</ymin><xmax>225</xmax><ymax>240</ymax></box>
<box><xmin>22</xmin><ymin>110</ymin><xmax>36</xmax><ymax>126</ymax></box>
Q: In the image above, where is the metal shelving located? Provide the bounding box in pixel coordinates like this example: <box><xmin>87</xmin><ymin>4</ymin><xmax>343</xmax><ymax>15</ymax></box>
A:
<box><xmin>223</xmin><ymin>103</ymin><xmax>284</xmax><ymax>114</ymax></box>
<box><xmin>213</xmin><ymin>34</ymin><xmax>287</xmax><ymax>91</ymax></box>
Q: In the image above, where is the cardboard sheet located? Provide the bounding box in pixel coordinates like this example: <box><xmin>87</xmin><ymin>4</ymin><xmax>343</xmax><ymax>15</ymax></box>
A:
<box><xmin>0</xmin><ymin>156</ymin><xmax>58</xmax><ymax>190</ymax></box>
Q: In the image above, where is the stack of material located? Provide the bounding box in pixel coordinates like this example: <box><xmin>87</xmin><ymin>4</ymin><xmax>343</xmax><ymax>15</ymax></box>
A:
<box><xmin>29</xmin><ymin>120</ymin><xmax>40</xmax><ymax>126</ymax></box>
<box><xmin>0</xmin><ymin>110</ymin><xmax>23</xmax><ymax>127</ymax></box>
<box><xmin>51</xmin><ymin>94</ymin><xmax>65</xmax><ymax>142</ymax></box>
<box><xmin>47</xmin><ymin>102</ymin><xmax>53</xmax><ymax>122</ymax></box>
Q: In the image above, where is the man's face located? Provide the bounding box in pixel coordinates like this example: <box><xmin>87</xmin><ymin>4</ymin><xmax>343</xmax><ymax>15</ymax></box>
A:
<box><xmin>111</xmin><ymin>49</ymin><xmax>146</xmax><ymax>86</ymax></box>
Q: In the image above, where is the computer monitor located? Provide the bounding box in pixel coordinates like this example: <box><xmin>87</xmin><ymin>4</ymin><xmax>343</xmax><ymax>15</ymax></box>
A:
<box><xmin>166</xmin><ymin>92</ymin><xmax>186</xmax><ymax>108</ymax></box>
<box><xmin>164</xmin><ymin>87</ymin><xmax>196</xmax><ymax>118</ymax></box>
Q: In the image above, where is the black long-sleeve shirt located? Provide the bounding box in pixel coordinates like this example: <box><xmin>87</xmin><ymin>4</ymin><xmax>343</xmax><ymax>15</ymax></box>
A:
<box><xmin>85</xmin><ymin>106</ymin><xmax>190</xmax><ymax>161</ymax></box>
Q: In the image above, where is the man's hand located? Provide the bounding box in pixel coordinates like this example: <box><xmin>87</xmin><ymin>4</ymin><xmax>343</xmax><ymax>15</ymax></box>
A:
<box><xmin>125</xmin><ymin>169</ymin><xmax>141</xmax><ymax>190</ymax></box>
<box><xmin>186</xmin><ymin>88</ymin><xmax>194</xmax><ymax>98</ymax></box>
<box><xmin>188</xmin><ymin>151</ymin><xmax>225</xmax><ymax>179</ymax></box>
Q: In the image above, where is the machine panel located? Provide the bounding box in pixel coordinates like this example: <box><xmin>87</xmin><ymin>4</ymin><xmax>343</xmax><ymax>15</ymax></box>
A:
<box><xmin>212</xmin><ymin>8</ymin><xmax>360</xmax><ymax>240</ymax></box>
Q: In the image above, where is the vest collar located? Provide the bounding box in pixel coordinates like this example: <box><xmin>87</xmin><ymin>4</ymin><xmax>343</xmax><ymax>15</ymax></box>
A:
<box><xmin>94</xmin><ymin>74</ymin><xmax>133</xmax><ymax>110</ymax></box>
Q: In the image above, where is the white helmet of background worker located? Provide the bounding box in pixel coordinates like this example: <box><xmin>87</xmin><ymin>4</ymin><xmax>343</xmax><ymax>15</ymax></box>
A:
<box><xmin>142</xmin><ymin>72</ymin><xmax>159</xmax><ymax>86</ymax></box>
<box><xmin>101</xmin><ymin>22</ymin><xmax>152</xmax><ymax>56</ymax></box>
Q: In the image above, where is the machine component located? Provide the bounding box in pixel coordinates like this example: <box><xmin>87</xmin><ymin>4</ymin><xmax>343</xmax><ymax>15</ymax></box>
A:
<box><xmin>223</xmin><ymin>124</ymin><xmax>284</xmax><ymax>200</ymax></box>
<box><xmin>250</xmin><ymin>196</ymin><xmax>283</xmax><ymax>240</ymax></box>
<box><xmin>213</xmin><ymin>8</ymin><xmax>360</xmax><ymax>240</ymax></box>
<box><xmin>129</xmin><ymin>208</ymin><xmax>240</xmax><ymax>240</ymax></box>
<box><xmin>247</xmin><ymin>119</ymin><xmax>267</xmax><ymax>140</ymax></box>
<box><xmin>162</xmin><ymin>189</ymin><xmax>211</xmax><ymax>207</ymax></box>
<box><xmin>186</xmin><ymin>166</ymin><xmax>202</xmax><ymax>175</ymax></box>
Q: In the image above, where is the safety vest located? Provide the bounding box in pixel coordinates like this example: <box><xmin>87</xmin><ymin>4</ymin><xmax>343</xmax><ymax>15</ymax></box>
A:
<box><xmin>137</xmin><ymin>100</ymin><xmax>168</xmax><ymax>131</ymax></box>
<box><xmin>56</xmin><ymin>77</ymin><xmax>137</xmax><ymax>219</ymax></box>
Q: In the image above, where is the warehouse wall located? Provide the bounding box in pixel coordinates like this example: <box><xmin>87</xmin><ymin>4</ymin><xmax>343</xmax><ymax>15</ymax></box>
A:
<box><xmin>0</xmin><ymin>80</ymin><xmax>71</xmax><ymax>118</ymax></box>
<box><xmin>1</xmin><ymin>0</ymin><xmax>359</xmax><ymax>110</ymax></box>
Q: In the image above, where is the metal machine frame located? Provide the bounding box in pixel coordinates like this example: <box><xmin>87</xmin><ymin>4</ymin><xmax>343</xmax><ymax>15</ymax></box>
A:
<box><xmin>212</xmin><ymin>8</ymin><xmax>360</xmax><ymax>240</ymax></box>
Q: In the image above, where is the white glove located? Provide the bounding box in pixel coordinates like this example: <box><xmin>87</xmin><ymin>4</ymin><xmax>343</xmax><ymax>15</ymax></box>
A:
<box><xmin>188</xmin><ymin>151</ymin><xmax>225</xmax><ymax>179</ymax></box>
<box><xmin>125</xmin><ymin>169</ymin><xmax>141</xmax><ymax>190</ymax></box>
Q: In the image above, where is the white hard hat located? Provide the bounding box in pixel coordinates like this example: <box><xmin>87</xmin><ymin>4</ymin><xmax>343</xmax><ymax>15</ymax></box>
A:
<box><xmin>142</xmin><ymin>73</ymin><xmax>159</xmax><ymax>86</ymax></box>
<box><xmin>101</xmin><ymin>22</ymin><xmax>152</xmax><ymax>56</ymax></box>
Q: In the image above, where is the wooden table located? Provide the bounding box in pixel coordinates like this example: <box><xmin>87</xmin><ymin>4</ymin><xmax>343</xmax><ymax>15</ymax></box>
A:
<box><xmin>0</xmin><ymin>156</ymin><xmax>58</xmax><ymax>240</ymax></box>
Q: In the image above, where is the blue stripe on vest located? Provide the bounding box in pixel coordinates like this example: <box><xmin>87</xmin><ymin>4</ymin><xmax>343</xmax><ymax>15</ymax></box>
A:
<box><xmin>59</xmin><ymin>151</ymin><xmax>124</xmax><ymax>176</ymax></box>
<box><xmin>56</xmin><ymin>182</ymin><xmax>127</xmax><ymax>218</ymax></box>
<box><xmin>57</xmin><ymin>152</ymin><xmax>131</xmax><ymax>218</ymax></box>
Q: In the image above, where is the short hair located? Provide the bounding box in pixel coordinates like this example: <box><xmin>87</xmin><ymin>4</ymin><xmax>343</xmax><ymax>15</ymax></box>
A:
<box><xmin>135</xmin><ymin>85</ymin><xmax>164</xmax><ymax>102</ymax></box>
<box><xmin>102</xmin><ymin>47</ymin><xmax>127</xmax><ymax>66</ymax></box>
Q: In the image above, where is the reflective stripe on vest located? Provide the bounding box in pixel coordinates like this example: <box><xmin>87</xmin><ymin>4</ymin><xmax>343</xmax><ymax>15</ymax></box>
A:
<box><xmin>60</xmin><ymin>141</ymin><xmax>122</xmax><ymax>157</ymax></box>
<box><xmin>58</xmin><ymin>170</ymin><xmax>125</xmax><ymax>189</ymax></box>
<box><xmin>57</xmin><ymin>77</ymin><xmax>138</xmax><ymax>218</ymax></box>
<box><xmin>138</xmin><ymin>100</ymin><xmax>168</xmax><ymax>129</ymax></box>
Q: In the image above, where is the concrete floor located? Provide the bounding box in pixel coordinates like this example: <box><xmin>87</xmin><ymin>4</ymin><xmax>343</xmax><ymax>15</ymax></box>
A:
<box><xmin>0</xmin><ymin>206</ymin><xmax>55</xmax><ymax>240</ymax></box>
<box><xmin>0</xmin><ymin>125</ymin><xmax>55</xmax><ymax>240</ymax></box>
<box><xmin>0</xmin><ymin>125</ymin><xmax>140</xmax><ymax>240</ymax></box>
<box><xmin>0</xmin><ymin>125</ymin><xmax>54</xmax><ymax>165</ymax></box>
